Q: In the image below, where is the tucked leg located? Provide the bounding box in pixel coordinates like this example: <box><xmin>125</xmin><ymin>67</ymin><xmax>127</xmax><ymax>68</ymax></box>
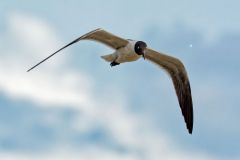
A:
<box><xmin>110</xmin><ymin>61</ymin><xmax>120</xmax><ymax>67</ymax></box>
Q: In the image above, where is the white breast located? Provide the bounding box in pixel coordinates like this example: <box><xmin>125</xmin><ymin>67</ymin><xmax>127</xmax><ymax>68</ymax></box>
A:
<box><xmin>127</xmin><ymin>40</ymin><xmax>137</xmax><ymax>51</ymax></box>
<box><xmin>116</xmin><ymin>40</ymin><xmax>141</xmax><ymax>63</ymax></box>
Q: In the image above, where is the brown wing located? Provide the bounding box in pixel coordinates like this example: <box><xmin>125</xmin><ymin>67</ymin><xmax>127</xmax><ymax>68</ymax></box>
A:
<box><xmin>80</xmin><ymin>28</ymin><xmax>129</xmax><ymax>49</ymax></box>
<box><xmin>27</xmin><ymin>28</ymin><xmax>128</xmax><ymax>72</ymax></box>
<box><xmin>145</xmin><ymin>48</ymin><xmax>193</xmax><ymax>134</ymax></box>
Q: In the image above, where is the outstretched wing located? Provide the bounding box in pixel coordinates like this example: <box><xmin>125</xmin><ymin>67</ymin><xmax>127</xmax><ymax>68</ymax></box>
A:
<box><xmin>80</xmin><ymin>28</ymin><xmax>129</xmax><ymax>49</ymax></box>
<box><xmin>27</xmin><ymin>28</ymin><xmax>128</xmax><ymax>72</ymax></box>
<box><xmin>145</xmin><ymin>48</ymin><xmax>193</xmax><ymax>134</ymax></box>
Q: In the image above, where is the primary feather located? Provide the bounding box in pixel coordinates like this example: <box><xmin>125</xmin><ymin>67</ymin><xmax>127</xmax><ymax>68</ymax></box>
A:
<box><xmin>145</xmin><ymin>48</ymin><xmax>193</xmax><ymax>134</ymax></box>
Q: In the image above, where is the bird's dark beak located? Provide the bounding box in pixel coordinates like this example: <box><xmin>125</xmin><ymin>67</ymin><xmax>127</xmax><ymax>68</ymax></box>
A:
<box><xmin>142</xmin><ymin>50</ymin><xmax>145</xmax><ymax>60</ymax></box>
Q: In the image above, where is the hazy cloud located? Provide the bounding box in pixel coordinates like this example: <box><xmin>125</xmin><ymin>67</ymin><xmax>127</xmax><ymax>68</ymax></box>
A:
<box><xmin>0</xmin><ymin>12</ymin><xmax>228</xmax><ymax>160</ymax></box>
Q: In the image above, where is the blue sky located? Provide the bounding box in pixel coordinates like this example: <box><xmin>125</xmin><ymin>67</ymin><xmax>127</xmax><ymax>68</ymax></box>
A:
<box><xmin>0</xmin><ymin>0</ymin><xmax>240</xmax><ymax>159</ymax></box>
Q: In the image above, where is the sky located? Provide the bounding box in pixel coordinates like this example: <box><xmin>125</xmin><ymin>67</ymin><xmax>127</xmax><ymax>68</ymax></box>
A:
<box><xmin>0</xmin><ymin>0</ymin><xmax>240</xmax><ymax>160</ymax></box>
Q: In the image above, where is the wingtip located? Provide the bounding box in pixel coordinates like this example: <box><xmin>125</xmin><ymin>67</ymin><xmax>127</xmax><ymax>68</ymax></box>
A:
<box><xmin>188</xmin><ymin>127</ymin><xmax>193</xmax><ymax>134</ymax></box>
<box><xmin>27</xmin><ymin>67</ymin><xmax>34</xmax><ymax>72</ymax></box>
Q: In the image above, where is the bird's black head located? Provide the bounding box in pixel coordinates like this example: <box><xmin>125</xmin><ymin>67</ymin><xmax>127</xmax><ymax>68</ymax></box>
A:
<box><xmin>134</xmin><ymin>41</ymin><xmax>147</xmax><ymax>59</ymax></box>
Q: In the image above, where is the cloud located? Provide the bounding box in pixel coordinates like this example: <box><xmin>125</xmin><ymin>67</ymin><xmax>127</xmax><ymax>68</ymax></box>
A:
<box><xmin>0</xmin><ymin>12</ymin><xmax>238</xmax><ymax>160</ymax></box>
<box><xmin>0</xmin><ymin>146</ymin><xmax>219</xmax><ymax>160</ymax></box>
<box><xmin>141</xmin><ymin>24</ymin><xmax>240</xmax><ymax>157</ymax></box>
<box><xmin>0</xmin><ymin>12</ymin><xmax>96</xmax><ymax>113</ymax></box>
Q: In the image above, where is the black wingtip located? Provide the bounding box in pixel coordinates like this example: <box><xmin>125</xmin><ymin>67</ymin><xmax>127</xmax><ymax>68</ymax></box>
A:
<box><xmin>187</xmin><ymin>124</ymin><xmax>193</xmax><ymax>134</ymax></box>
<box><xmin>26</xmin><ymin>34</ymin><xmax>85</xmax><ymax>73</ymax></box>
<box><xmin>27</xmin><ymin>68</ymin><xmax>32</xmax><ymax>72</ymax></box>
<box><xmin>188</xmin><ymin>129</ymin><xmax>193</xmax><ymax>134</ymax></box>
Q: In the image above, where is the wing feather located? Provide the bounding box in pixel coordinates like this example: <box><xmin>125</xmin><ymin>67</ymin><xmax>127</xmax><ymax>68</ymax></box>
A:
<box><xmin>27</xmin><ymin>28</ymin><xmax>128</xmax><ymax>72</ymax></box>
<box><xmin>81</xmin><ymin>28</ymin><xmax>129</xmax><ymax>49</ymax></box>
<box><xmin>145</xmin><ymin>48</ymin><xmax>193</xmax><ymax>134</ymax></box>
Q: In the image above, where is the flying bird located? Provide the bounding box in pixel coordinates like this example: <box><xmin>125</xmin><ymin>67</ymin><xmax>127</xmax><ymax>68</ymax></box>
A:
<box><xmin>27</xmin><ymin>28</ymin><xmax>194</xmax><ymax>134</ymax></box>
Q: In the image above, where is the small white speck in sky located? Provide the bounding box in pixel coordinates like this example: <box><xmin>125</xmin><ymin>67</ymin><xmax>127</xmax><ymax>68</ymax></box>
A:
<box><xmin>189</xmin><ymin>44</ymin><xmax>193</xmax><ymax>48</ymax></box>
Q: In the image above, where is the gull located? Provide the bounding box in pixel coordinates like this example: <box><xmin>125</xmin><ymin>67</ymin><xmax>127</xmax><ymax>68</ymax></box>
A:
<box><xmin>27</xmin><ymin>28</ymin><xmax>194</xmax><ymax>134</ymax></box>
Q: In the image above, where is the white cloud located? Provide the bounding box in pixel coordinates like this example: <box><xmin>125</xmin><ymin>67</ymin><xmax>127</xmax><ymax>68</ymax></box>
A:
<box><xmin>7</xmin><ymin>13</ymin><xmax>62</xmax><ymax>61</ymax></box>
<box><xmin>0</xmin><ymin>12</ymin><xmax>229</xmax><ymax>160</ymax></box>
<box><xmin>0</xmin><ymin>12</ymin><xmax>96</xmax><ymax>114</ymax></box>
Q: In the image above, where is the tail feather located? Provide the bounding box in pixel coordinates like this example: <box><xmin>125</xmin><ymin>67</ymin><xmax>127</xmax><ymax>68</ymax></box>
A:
<box><xmin>101</xmin><ymin>54</ymin><xmax>117</xmax><ymax>62</ymax></box>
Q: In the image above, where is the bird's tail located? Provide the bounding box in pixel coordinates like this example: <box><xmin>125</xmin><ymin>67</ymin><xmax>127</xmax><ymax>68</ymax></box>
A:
<box><xmin>101</xmin><ymin>54</ymin><xmax>117</xmax><ymax>62</ymax></box>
